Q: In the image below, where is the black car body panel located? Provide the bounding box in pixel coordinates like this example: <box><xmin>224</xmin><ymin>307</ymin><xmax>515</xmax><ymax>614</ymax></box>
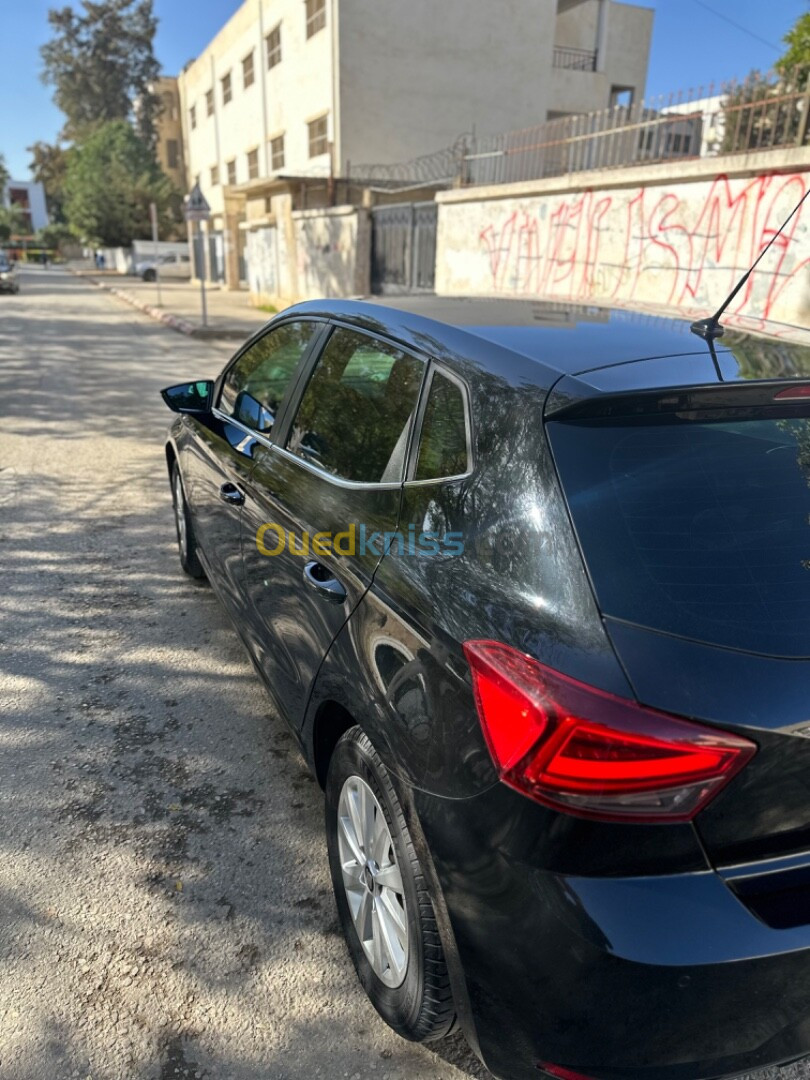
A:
<box><xmin>163</xmin><ymin>297</ymin><xmax>810</xmax><ymax>1080</ymax></box>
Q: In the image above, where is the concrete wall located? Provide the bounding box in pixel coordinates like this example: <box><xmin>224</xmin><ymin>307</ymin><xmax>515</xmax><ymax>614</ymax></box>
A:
<box><xmin>246</xmin><ymin>204</ymin><xmax>370</xmax><ymax>306</ymax></box>
<box><xmin>435</xmin><ymin>149</ymin><xmax>810</xmax><ymax>327</ymax></box>
<box><xmin>334</xmin><ymin>0</ymin><xmax>652</xmax><ymax>170</ymax></box>
<box><xmin>96</xmin><ymin>247</ymin><xmax>133</xmax><ymax>274</ymax></box>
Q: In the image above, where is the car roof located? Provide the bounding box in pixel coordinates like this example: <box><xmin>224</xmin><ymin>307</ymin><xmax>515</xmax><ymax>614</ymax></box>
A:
<box><xmin>283</xmin><ymin>297</ymin><xmax>810</xmax><ymax>390</ymax></box>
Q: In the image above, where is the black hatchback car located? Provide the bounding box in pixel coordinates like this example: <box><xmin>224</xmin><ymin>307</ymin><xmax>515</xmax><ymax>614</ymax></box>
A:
<box><xmin>161</xmin><ymin>298</ymin><xmax>810</xmax><ymax>1080</ymax></box>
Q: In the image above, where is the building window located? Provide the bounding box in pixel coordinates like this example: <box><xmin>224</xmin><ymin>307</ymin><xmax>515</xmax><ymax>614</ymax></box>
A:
<box><xmin>205</xmin><ymin>88</ymin><xmax>214</xmax><ymax>116</ymax></box>
<box><xmin>305</xmin><ymin>0</ymin><xmax>326</xmax><ymax>38</ymax></box>
<box><xmin>189</xmin><ymin>104</ymin><xmax>196</xmax><ymax>130</ymax></box>
<box><xmin>307</xmin><ymin>114</ymin><xmax>329</xmax><ymax>158</ymax></box>
<box><xmin>266</xmin><ymin>24</ymin><xmax>282</xmax><ymax>69</ymax></box>
<box><xmin>210</xmin><ymin>164</ymin><xmax>219</xmax><ymax>186</ymax></box>
<box><xmin>166</xmin><ymin>139</ymin><xmax>179</xmax><ymax>170</ymax></box>
<box><xmin>163</xmin><ymin>92</ymin><xmax>176</xmax><ymax>120</ymax></box>
<box><xmin>226</xmin><ymin>158</ymin><xmax>237</xmax><ymax>186</ymax></box>
<box><xmin>270</xmin><ymin>134</ymin><xmax>285</xmax><ymax>171</ymax></box>
<box><xmin>247</xmin><ymin>148</ymin><xmax>259</xmax><ymax>181</ymax></box>
<box><xmin>243</xmin><ymin>50</ymin><xmax>255</xmax><ymax>89</ymax></box>
<box><xmin>222</xmin><ymin>71</ymin><xmax>232</xmax><ymax>105</ymax></box>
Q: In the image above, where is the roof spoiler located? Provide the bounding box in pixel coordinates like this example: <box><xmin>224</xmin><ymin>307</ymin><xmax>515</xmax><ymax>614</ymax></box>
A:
<box><xmin>544</xmin><ymin>378</ymin><xmax>810</xmax><ymax>422</ymax></box>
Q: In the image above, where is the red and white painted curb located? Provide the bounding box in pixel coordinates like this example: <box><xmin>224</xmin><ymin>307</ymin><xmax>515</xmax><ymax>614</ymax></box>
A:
<box><xmin>70</xmin><ymin>268</ymin><xmax>198</xmax><ymax>336</ymax></box>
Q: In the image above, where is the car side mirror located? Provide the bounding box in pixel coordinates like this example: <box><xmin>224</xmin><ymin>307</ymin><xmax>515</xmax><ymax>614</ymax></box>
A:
<box><xmin>160</xmin><ymin>380</ymin><xmax>214</xmax><ymax>414</ymax></box>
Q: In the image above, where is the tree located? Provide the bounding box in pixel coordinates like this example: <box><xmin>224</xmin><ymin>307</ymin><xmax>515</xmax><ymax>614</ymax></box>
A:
<box><xmin>27</xmin><ymin>142</ymin><xmax>72</xmax><ymax>223</ymax></box>
<box><xmin>0</xmin><ymin>205</ymin><xmax>31</xmax><ymax>242</ymax></box>
<box><xmin>36</xmin><ymin>222</ymin><xmax>79</xmax><ymax>253</ymax></box>
<box><xmin>63</xmin><ymin>121</ymin><xmax>177</xmax><ymax>246</ymax></box>
<box><xmin>777</xmin><ymin>12</ymin><xmax>810</xmax><ymax>88</ymax></box>
<box><xmin>41</xmin><ymin>0</ymin><xmax>161</xmax><ymax>148</ymax></box>
<box><xmin>0</xmin><ymin>154</ymin><xmax>8</xmax><ymax>201</ymax></box>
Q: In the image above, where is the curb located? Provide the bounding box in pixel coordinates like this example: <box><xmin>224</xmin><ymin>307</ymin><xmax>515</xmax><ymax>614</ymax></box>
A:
<box><xmin>68</xmin><ymin>267</ymin><xmax>253</xmax><ymax>340</ymax></box>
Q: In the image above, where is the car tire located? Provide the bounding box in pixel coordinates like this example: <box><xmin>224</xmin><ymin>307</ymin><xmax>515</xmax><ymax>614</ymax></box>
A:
<box><xmin>170</xmin><ymin>462</ymin><xmax>205</xmax><ymax>579</ymax></box>
<box><xmin>325</xmin><ymin>726</ymin><xmax>455</xmax><ymax>1043</ymax></box>
<box><xmin>143</xmin><ymin>269</ymin><xmax>157</xmax><ymax>282</ymax></box>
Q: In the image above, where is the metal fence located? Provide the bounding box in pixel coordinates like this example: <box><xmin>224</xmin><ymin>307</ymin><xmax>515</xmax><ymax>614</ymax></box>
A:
<box><xmin>350</xmin><ymin>69</ymin><xmax>810</xmax><ymax>192</ymax></box>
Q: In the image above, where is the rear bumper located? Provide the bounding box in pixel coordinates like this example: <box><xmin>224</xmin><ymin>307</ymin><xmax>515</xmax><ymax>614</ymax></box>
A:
<box><xmin>414</xmin><ymin>784</ymin><xmax>810</xmax><ymax>1080</ymax></box>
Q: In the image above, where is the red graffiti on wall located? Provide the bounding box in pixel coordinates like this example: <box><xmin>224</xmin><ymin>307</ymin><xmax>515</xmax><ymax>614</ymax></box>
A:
<box><xmin>477</xmin><ymin>172</ymin><xmax>809</xmax><ymax>320</ymax></box>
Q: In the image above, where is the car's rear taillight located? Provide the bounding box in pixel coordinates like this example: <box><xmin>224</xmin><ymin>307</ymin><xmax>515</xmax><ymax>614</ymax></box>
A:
<box><xmin>463</xmin><ymin>641</ymin><xmax>756</xmax><ymax>823</ymax></box>
<box><xmin>539</xmin><ymin>1064</ymin><xmax>597</xmax><ymax>1080</ymax></box>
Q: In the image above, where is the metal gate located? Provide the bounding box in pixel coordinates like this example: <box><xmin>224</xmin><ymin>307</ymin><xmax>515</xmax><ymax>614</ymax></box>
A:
<box><xmin>371</xmin><ymin>201</ymin><xmax>437</xmax><ymax>294</ymax></box>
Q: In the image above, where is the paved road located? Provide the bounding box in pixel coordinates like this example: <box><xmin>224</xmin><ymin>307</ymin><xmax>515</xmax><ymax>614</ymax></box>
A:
<box><xmin>0</xmin><ymin>268</ymin><xmax>805</xmax><ymax>1080</ymax></box>
<box><xmin>0</xmin><ymin>268</ymin><xmax>488</xmax><ymax>1080</ymax></box>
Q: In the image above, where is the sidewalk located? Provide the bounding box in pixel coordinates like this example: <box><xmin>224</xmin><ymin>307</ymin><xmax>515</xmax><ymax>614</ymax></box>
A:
<box><xmin>68</xmin><ymin>263</ymin><xmax>274</xmax><ymax>340</ymax></box>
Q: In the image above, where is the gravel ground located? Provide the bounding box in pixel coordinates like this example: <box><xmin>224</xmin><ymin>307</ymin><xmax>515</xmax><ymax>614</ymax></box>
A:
<box><xmin>0</xmin><ymin>267</ymin><xmax>805</xmax><ymax>1080</ymax></box>
<box><xmin>0</xmin><ymin>267</ymin><xmax>488</xmax><ymax>1080</ymax></box>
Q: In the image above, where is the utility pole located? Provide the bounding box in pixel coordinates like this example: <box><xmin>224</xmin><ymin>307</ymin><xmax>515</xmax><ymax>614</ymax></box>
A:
<box><xmin>149</xmin><ymin>201</ymin><xmax>162</xmax><ymax>308</ymax></box>
<box><xmin>183</xmin><ymin>183</ymin><xmax>212</xmax><ymax>330</ymax></box>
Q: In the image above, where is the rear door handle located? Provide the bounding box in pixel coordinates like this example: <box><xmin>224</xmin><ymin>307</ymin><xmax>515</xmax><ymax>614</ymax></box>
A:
<box><xmin>219</xmin><ymin>482</ymin><xmax>245</xmax><ymax>507</ymax></box>
<box><xmin>303</xmin><ymin>560</ymin><xmax>347</xmax><ymax>603</ymax></box>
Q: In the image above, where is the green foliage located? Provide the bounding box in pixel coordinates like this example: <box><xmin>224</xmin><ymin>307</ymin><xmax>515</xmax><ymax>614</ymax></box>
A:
<box><xmin>720</xmin><ymin>12</ymin><xmax>810</xmax><ymax>155</ymax></box>
<box><xmin>721</xmin><ymin>69</ymin><xmax>805</xmax><ymax>154</ymax></box>
<box><xmin>777</xmin><ymin>12</ymin><xmax>810</xmax><ymax>88</ymax></box>
<box><xmin>63</xmin><ymin>121</ymin><xmax>177</xmax><ymax>246</ymax></box>
<box><xmin>0</xmin><ymin>205</ymin><xmax>31</xmax><ymax>242</ymax></box>
<box><xmin>41</xmin><ymin>0</ymin><xmax>160</xmax><ymax>147</ymax></box>
<box><xmin>27</xmin><ymin>142</ymin><xmax>72</xmax><ymax>224</ymax></box>
<box><xmin>36</xmin><ymin>222</ymin><xmax>78</xmax><ymax>252</ymax></box>
<box><xmin>0</xmin><ymin>154</ymin><xmax>8</xmax><ymax>200</ymax></box>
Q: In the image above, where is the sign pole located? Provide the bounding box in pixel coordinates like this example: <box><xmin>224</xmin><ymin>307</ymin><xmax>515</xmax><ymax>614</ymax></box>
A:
<box><xmin>197</xmin><ymin>220</ymin><xmax>208</xmax><ymax>328</ymax></box>
<box><xmin>149</xmin><ymin>201</ymin><xmax>162</xmax><ymax>308</ymax></box>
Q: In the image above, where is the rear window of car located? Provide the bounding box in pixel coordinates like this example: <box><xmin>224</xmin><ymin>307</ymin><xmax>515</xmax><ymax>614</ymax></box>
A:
<box><xmin>547</xmin><ymin>414</ymin><xmax>810</xmax><ymax>657</ymax></box>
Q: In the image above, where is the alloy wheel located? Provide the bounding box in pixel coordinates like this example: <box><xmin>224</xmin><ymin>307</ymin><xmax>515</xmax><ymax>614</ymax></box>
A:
<box><xmin>337</xmin><ymin>775</ymin><xmax>409</xmax><ymax>988</ymax></box>
<box><xmin>172</xmin><ymin>469</ymin><xmax>188</xmax><ymax>559</ymax></box>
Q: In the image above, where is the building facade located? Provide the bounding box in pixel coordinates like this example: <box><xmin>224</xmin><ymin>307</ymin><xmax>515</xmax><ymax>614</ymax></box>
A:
<box><xmin>173</xmin><ymin>0</ymin><xmax>653</xmax><ymax>288</ymax></box>
<box><xmin>150</xmin><ymin>76</ymin><xmax>186</xmax><ymax>191</ymax></box>
<box><xmin>3</xmin><ymin>180</ymin><xmax>49</xmax><ymax>235</ymax></box>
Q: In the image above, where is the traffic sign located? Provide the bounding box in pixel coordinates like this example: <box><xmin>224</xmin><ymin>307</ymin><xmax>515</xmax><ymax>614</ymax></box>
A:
<box><xmin>183</xmin><ymin>182</ymin><xmax>211</xmax><ymax>222</ymax></box>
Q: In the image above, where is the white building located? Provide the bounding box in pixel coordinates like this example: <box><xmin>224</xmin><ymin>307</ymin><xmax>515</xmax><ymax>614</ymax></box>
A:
<box><xmin>3</xmin><ymin>180</ymin><xmax>49</xmax><ymax>235</ymax></box>
<box><xmin>174</xmin><ymin>0</ymin><xmax>653</xmax><ymax>288</ymax></box>
<box><xmin>662</xmin><ymin>95</ymin><xmax>727</xmax><ymax>158</ymax></box>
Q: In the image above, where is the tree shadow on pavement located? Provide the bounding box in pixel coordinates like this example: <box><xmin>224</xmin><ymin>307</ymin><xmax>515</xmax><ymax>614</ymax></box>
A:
<box><xmin>0</xmin><ymin>273</ymin><xmax>491</xmax><ymax>1079</ymax></box>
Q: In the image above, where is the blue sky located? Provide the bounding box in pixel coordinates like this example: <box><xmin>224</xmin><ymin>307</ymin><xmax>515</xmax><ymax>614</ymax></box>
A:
<box><xmin>3</xmin><ymin>0</ymin><xmax>808</xmax><ymax>179</ymax></box>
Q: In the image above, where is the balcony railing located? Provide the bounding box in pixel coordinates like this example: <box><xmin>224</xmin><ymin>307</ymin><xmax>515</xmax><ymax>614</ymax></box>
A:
<box><xmin>553</xmin><ymin>46</ymin><xmax>597</xmax><ymax>72</ymax></box>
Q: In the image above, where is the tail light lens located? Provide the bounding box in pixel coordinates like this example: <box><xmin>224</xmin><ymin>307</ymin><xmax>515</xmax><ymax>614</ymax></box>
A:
<box><xmin>539</xmin><ymin>1064</ymin><xmax>596</xmax><ymax>1080</ymax></box>
<box><xmin>463</xmin><ymin>641</ymin><xmax>756</xmax><ymax>823</ymax></box>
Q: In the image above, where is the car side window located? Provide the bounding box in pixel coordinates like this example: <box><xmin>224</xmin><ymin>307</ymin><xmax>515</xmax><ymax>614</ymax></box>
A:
<box><xmin>414</xmin><ymin>370</ymin><xmax>470</xmax><ymax>481</ymax></box>
<box><xmin>218</xmin><ymin>320</ymin><xmax>319</xmax><ymax>435</ymax></box>
<box><xmin>286</xmin><ymin>327</ymin><xmax>424</xmax><ymax>484</ymax></box>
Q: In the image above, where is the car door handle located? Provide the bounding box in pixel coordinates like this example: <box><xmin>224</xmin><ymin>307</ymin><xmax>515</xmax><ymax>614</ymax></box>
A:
<box><xmin>219</xmin><ymin>482</ymin><xmax>245</xmax><ymax>506</ymax></box>
<box><xmin>303</xmin><ymin>560</ymin><xmax>347</xmax><ymax>603</ymax></box>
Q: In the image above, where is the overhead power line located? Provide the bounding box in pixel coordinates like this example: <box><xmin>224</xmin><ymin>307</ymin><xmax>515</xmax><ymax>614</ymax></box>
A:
<box><xmin>688</xmin><ymin>0</ymin><xmax>781</xmax><ymax>52</ymax></box>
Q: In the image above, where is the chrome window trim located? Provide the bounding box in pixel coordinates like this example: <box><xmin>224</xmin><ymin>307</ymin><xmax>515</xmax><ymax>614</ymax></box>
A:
<box><xmin>270</xmin><ymin>443</ymin><xmax>403</xmax><ymax>491</ymax></box>
<box><xmin>212</xmin><ymin>406</ymin><xmax>275</xmax><ymax>451</ymax></box>
<box><xmin>211</xmin><ymin>408</ymin><xmax>403</xmax><ymax>492</ymax></box>
<box><xmin>404</xmin><ymin>362</ymin><xmax>474</xmax><ymax>487</ymax></box>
